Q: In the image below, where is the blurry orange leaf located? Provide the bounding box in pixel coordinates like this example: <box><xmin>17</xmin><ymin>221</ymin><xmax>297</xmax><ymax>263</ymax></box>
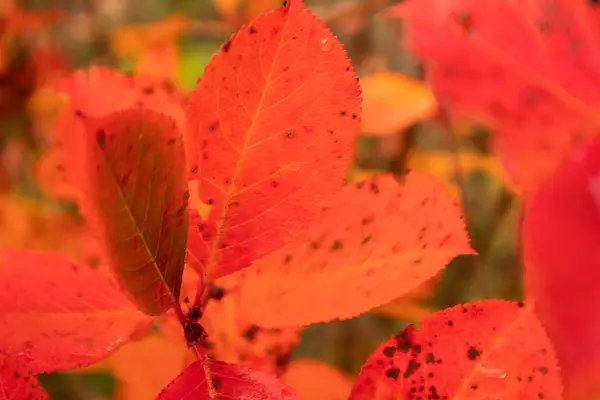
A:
<box><xmin>0</xmin><ymin>194</ymin><xmax>103</xmax><ymax>266</ymax></box>
<box><xmin>186</xmin><ymin>1</ymin><xmax>361</xmax><ymax>280</ymax></box>
<box><xmin>201</xmin><ymin>274</ymin><xmax>300</xmax><ymax>375</ymax></box>
<box><xmin>37</xmin><ymin>67</ymin><xmax>186</xmax><ymax>201</ymax></box>
<box><xmin>283</xmin><ymin>359</ymin><xmax>352</xmax><ymax>400</ymax></box>
<box><xmin>523</xmin><ymin>135</ymin><xmax>600</xmax><ymax>400</ymax></box>
<box><xmin>390</xmin><ymin>0</ymin><xmax>600</xmax><ymax>194</ymax></box>
<box><xmin>239</xmin><ymin>172</ymin><xmax>472</xmax><ymax>327</ymax></box>
<box><xmin>108</xmin><ymin>334</ymin><xmax>189</xmax><ymax>400</ymax></box>
<box><xmin>110</xmin><ymin>14</ymin><xmax>189</xmax><ymax>59</ymax></box>
<box><xmin>407</xmin><ymin>149</ymin><xmax>511</xmax><ymax>198</ymax></box>
<box><xmin>136</xmin><ymin>42</ymin><xmax>179</xmax><ymax>83</ymax></box>
<box><xmin>244</xmin><ymin>0</ymin><xmax>282</xmax><ymax>23</ymax></box>
<box><xmin>174</xmin><ymin>269</ymin><xmax>300</xmax><ymax>375</ymax></box>
<box><xmin>360</xmin><ymin>72</ymin><xmax>437</xmax><ymax>135</ymax></box>
<box><xmin>157</xmin><ymin>358</ymin><xmax>299</xmax><ymax>399</ymax></box>
<box><xmin>348</xmin><ymin>300</ymin><xmax>563</xmax><ymax>400</ymax></box>
<box><xmin>0</xmin><ymin>248</ymin><xmax>152</xmax><ymax>373</ymax></box>
<box><xmin>80</xmin><ymin>108</ymin><xmax>188</xmax><ymax>316</ymax></box>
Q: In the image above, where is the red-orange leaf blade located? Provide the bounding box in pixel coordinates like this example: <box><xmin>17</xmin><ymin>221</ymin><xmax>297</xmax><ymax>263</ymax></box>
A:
<box><xmin>0</xmin><ymin>248</ymin><xmax>151</xmax><ymax>373</ymax></box>
<box><xmin>82</xmin><ymin>108</ymin><xmax>188</xmax><ymax>316</ymax></box>
<box><xmin>390</xmin><ymin>0</ymin><xmax>600</xmax><ymax>194</ymax></box>
<box><xmin>156</xmin><ymin>358</ymin><xmax>299</xmax><ymax>399</ymax></box>
<box><xmin>523</xmin><ymin>135</ymin><xmax>600</xmax><ymax>399</ymax></box>
<box><xmin>240</xmin><ymin>172</ymin><xmax>472</xmax><ymax>327</ymax></box>
<box><xmin>0</xmin><ymin>354</ymin><xmax>47</xmax><ymax>400</ymax></box>
<box><xmin>186</xmin><ymin>0</ymin><xmax>361</xmax><ymax>280</ymax></box>
<box><xmin>349</xmin><ymin>300</ymin><xmax>563</xmax><ymax>400</ymax></box>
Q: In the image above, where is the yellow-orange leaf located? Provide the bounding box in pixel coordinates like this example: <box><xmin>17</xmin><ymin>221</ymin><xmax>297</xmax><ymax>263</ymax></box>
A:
<box><xmin>360</xmin><ymin>72</ymin><xmax>437</xmax><ymax>135</ymax></box>
<box><xmin>283</xmin><ymin>359</ymin><xmax>352</xmax><ymax>400</ymax></box>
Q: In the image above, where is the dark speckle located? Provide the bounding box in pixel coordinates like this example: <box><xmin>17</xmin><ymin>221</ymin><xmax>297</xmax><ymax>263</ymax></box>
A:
<box><xmin>403</xmin><ymin>359</ymin><xmax>421</xmax><ymax>378</ymax></box>
<box><xmin>242</xmin><ymin>325</ymin><xmax>260</xmax><ymax>342</ymax></box>
<box><xmin>382</xmin><ymin>346</ymin><xmax>396</xmax><ymax>358</ymax></box>
<box><xmin>538</xmin><ymin>366</ymin><xmax>548</xmax><ymax>375</ymax></box>
<box><xmin>467</xmin><ymin>346</ymin><xmax>481</xmax><ymax>360</ymax></box>
<box><xmin>370</xmin><ymin>182</ymin><xmax>379</xmax><ymax>194</ymax></box>
<box><xmin>284</xmin><ymin>254</ymin><xmax>293</xmax><ymax>264</ymax></box>
<box><xmin>168</xmin><ymin>138</ymin><xmax>176</xmax><ymax>145</ymax></box>
<box><xmin>285</xmin><ymin>131</ymin><xmax>295</xmax><ymax>138</ymax></box>
<box><xmin>271</xmin><ymin>180</ymin><xmax>279</xmax><ymax>188</ymax></box>
<box><xmin>211</xmin><ymin>377</ymin><xmax>221</xmax><ymax>389</ymax></box>
<box><xmin>223</xmin><ymin>40</ymin><xmax>232</xmax><ymax>53</ymax></box>
<box><xmin>517</xmin><ymin>301</ymin><xmax>525</xmax><ymax>308</ymax></box>
<box><xmin>447</xmin><ymin>320</ymin><xmax>454</xmax><ymax>327</ymax></box>
<box><xmin>331</xmin><ymin>240</ymin><xmax>344</xmax><ymax>251</ymax></box>
<box><xmin>385</xmin><ymin>368</ymin><xmax>400</xmax><ymax>380</ymax></box>
<box><xmin>249</xmin><ymin>26</ymin><xmax>257</xmax><ymax>34</ymax></box>
<box><xmin>96</xmin><ymin>130</ymin><xmax>106</xmax><ymax>149</ymax></box>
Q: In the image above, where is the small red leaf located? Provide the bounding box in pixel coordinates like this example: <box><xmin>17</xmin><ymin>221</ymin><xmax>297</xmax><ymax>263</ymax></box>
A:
<box><xmin>156</xmin><ymin>358</ymin><xmax>299</xmax><ymax>400</ymax></box>
<box><xmin>0</xmin><ymin>353</ymin><xmax>47</xmax><ymax>400</ymax></box>
<box><xmin>523</xmin><ymin>135</ymin><xmax>600</xmax><ymax>399</ymax></box>
<box><xmin>390</xmin><ymin>0</ymin><xmax>600</xmax><ymax>194</ymax></box>
<box><xmin>81</xmin><ymin>108</ymin><xmax>189</xmax><ymax>316</ymax></box>
<box><xmin>186</xmin><ymin>0</ymin><xmax>361</xmax><ymax>280</ymax></box>
<box><xmin>0</xmin><ymin>248</ymin><xmax>151</xmax><ymax>373</ymax></box>
<box><xmin>239</xmin><ymin>172</ymin><xmax>472</xmax><ymax>327</ymax></box>
<box><xmin>348</xmin><ymin>300</ymin><xmax>563</xmax><ymax>400</ymax></box>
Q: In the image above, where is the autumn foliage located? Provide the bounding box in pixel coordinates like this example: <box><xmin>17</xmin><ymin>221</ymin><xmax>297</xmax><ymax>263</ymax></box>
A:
<box><xmin>1</xmin><ymin>0</ymin><xmax>599</xmax><ymax>399</ymax></box>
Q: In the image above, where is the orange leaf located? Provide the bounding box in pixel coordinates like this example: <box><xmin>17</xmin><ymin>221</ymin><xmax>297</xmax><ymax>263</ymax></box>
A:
<box><xmin>239</xmin><ymin>172</ymin><xmax>473</xmax><ymax>327</ymax></box>
<box><xmin>80</xmin><ymin>108</ymin><xmax>189</xmax><ymax>316</ymax></box>
<box><xmin>523</xmin><ymin>135</ymin><xmax>600</xmax><ymax>399</ymax></box>
<box><xmin>360</xmin><ymin>72</ymin><xmax>437</xmax><ymax>135</ymax></box>
<box><xmin>108</xmin><ymin>334</ymin><xmax>189</xmax><ymax>400</ymax></box>
<box><xmin>390</xmin><ymin>0</ymin><xmax>600</xmax><ymax>194</ymax></box>
<box><xmin>0</xmin><ymin>248</ymin><xmax>151</xmax><ymax>373</ymax></box>
<box><xmin>186</xmin><ymin>0</ymin><xmax>361</xmax><ymax>280</ymax></box>
<box><xmin>283</xmin><ymin>359</ymin><xmax>352</xmax><ymax>400</ymax></box>
<box><xmin>157</xmin><ymin>358</ymin><xmax>299</xmax><ymax>399</ymax></box>
<box><xmin>200</xmin><ymin>273</ymin><xmax>300</xmax><ymax>375</ymax></box>
<box><xmin>110</xmin><ymin>14</ymin><xmax>189</xmax><ymax>59</ymax></box>
<box><xmin>37</xmin><ymin>67</ymin><xmax>186</xmax><ymax>202</ymax></box>
<box><xmin>0</xmin><ymin>353</ymin><xmax>47</xmax><ymax>400</ymax></box>
<box><xmin>348</xmin><ymin>300</ymin><xmax>563</xmax><ymax>400</ymax></box>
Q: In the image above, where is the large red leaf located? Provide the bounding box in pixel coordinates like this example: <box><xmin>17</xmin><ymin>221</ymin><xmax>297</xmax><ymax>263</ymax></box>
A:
<box><xmin>522</xmin><ymin>135</ymin><xmax>600</xmax><ymax>399</ymax></box>
<box><xmin>186</xmin><ymin>0</ymin><xmax>361</xmax><ymax>280</ymax></box>
<box><xmin>37</xmin><ymin>67</ymin><xmax>186</xmax><ymax>201</ymax></box>
<box><xmin>348</xmin><ymin>300</ymin><xmax>563</xmax><ymax>400</ymax></box>
<box><xmin>239</xmin><ymin>172</ymin><xmax>472</xmax><ymax>327</ymax></box>
<box><xmin>389</xmin><ymin>0</ymin><xmax>600</xmax><ymax>194</ymax></box>
<box><xmin>0</xmin><ymin>248</ymin><xmax>152</xmax><ymax>373</ymax></box>
<box><xmin>0</xmin><ymin>353</ymin><xmax>47</xmax><ymax>400</ymax></box>
<box><xmin>156</xmin><ymin>358</ymin><xmax>299</xmax><ymax>399</ymax></box>
<box><xmin>80</xmin><ymin>108</ymin><xmax>189</xmax><ymax>316</ymax></box>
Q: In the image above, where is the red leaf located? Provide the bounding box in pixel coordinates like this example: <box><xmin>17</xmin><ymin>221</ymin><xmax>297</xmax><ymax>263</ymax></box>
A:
<box><xmin>37</xmin><ymin>67</ymin><xmax>186</xmax><ymax>201</ymax></box>
<box><xmin>80</xmin><ymin>108</ymin><xmax>189</xmax><ymax>316</ymax></box>
<box><xmin>389</xmin><ymin>0</ymin><xmax>600</xmax><ymax>194</ymax></box>
<box><xmin>0</xmin><ymin>248</ymin><xmax>152</xmax><ymax>373</ymax></box>
<box><xmin>239</xmin><ymin>172</ymin><xmax>472</xmax><ymax>327</ymax></box>
<box><xmin>348</xmin><ymin>300</ymin><xmax>563</xmax><ymax>400</ymax></box>
<box><xmin>523</xmin><ymin>135</ymin><xmax>600</xmax><ymax>399</ymax></box>
<box><xmin>0</xmin><ymin>353</ymin><xmax>47</xmax><ymax>400</ymax></box>
<box><xmin>156</xmin><ymin>358</ymin><xmax>299</xmax><ymax>400</ymax></box>
<box><xmin>186</xmin><ymin>0</ymin><xmax>361</xmax><ymax>280</ymax></box>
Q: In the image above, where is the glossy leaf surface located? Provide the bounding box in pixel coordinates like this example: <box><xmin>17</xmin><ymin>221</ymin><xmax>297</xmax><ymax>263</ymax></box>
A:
<box><xmin>390</xmin><ymin>0</ymin><xmax>600</xmax><ymax>194</ymax></box>
<box><xmin>156</xmin><ymin>358</ymin><xmax>299</xmax><ymax>400</ymax></box>
<box><xmin>348</xmin><ymin>300</ymin><xmax>563</xmax><ymax>400</ymax></box>
<box><xmin>82</xmin><ymin>108</ymin><xmax>189</xmax><ymax>316</ymax></box>
<box><xmin>523</xmin><ymin>135</ymin><xmax>600</xmax><ymax>399</ymax></box>
<box><xmin>186</xmin><ymin>0</ymin><xmax>361</xmax><ymax>280</ymax></box>
<box><xmin>0</xmin><ymin>248</ymin><xmax>151</xmax><ymax>373</ymax></box>
<box><xmin>240</xmin><ymin>172</ymin><xmax>472</xmax><ymax>326</ymax></box>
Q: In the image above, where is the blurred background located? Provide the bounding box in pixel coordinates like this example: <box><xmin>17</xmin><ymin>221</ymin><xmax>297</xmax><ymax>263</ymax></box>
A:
<box><xmin>0</xmin><ymin>0</ymin><xmax>523</xmax><ymax>398</ymax></box>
